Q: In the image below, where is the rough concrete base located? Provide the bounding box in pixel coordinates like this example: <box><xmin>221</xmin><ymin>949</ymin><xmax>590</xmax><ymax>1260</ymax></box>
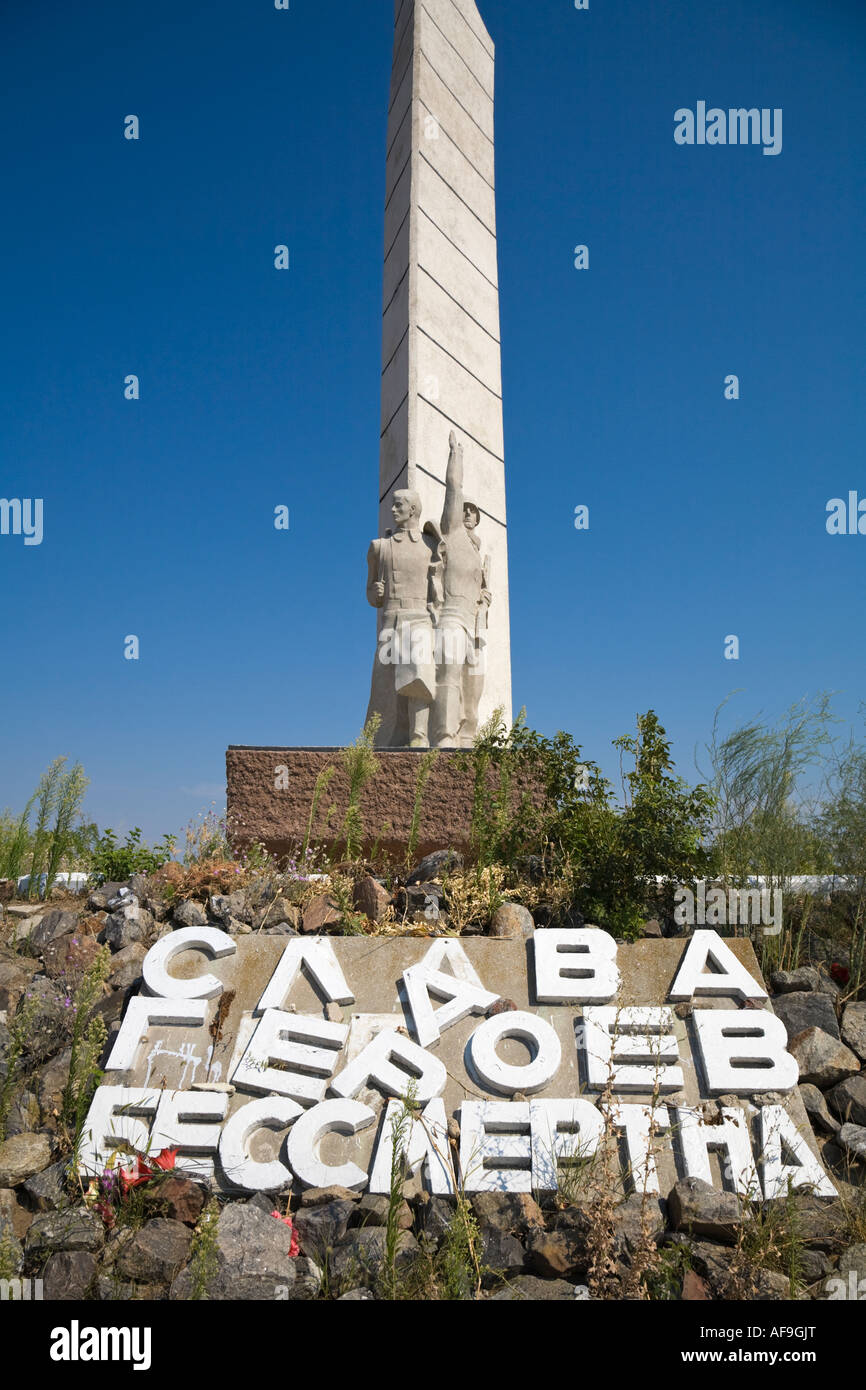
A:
<box><xmin>226</xmin><ymin>746</ymin><xmax>537</xmax><ymax>862</ymax></box>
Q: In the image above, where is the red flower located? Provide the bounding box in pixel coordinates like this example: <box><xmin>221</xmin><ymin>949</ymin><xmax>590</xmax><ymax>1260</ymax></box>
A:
<box><xmin>94</xmin><ymin>1201</ymin><xmax>116</xmax><ymax>1230</ymax></box>
<box><xmin>152</xmin><ymin>1147</ymin><xmax>178</xmax><ymax>1172</ymax></box>
<box><xmin>119</xmin><ymin>1147</ymin><xmax>179</xmax><ymax>1194</ymax></box>
<box><xmin>271</xmin><ymin>1210</ymin><xmax>300</xmax><ymax>1257</ymax></box>
<box><xmin>831</xmin><ymin>962</ymin><xmax>850</xmax><ymax>985</ymax></box>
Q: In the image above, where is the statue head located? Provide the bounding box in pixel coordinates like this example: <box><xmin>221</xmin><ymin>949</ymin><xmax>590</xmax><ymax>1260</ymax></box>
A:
<box><xmin>392</xmin><ymin>489</ymin><xmax>422</xmax><ymax>529</ymax></box>
<box><xmin>463</xmin><ymin>501</ymin><xmax>481</xmax><ymax>531</ymax></box>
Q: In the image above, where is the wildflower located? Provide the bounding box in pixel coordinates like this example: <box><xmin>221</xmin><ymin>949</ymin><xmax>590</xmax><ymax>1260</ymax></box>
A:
<box><xmin>831</xmin><ymin>961</ymin><xmax>850</xmax><ymax>986</ymax></box>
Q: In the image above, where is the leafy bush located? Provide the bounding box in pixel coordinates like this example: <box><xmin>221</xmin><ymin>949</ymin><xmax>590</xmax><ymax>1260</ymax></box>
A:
<box><xmin>457</xmin><ymin>709</ymin><xmax>715</xmax><ymax>940</ymax></box>
<box><xmin>90</xmin><ymin>827</ymin><xmax>176</xmax><ymax>882</ymax></box>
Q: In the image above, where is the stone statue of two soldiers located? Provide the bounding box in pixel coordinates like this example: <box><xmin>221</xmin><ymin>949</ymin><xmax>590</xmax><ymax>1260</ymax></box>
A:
<box><xmin>366</xmin><ymin>432</ymin><xmax>491</xmax><ymax>748</ymax></box>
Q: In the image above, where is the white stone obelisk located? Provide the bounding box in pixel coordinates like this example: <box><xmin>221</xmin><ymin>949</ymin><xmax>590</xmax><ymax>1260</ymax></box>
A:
<box><xmin>378</xmin><ymin>0</ymin><xmax>512</xmax><ymax>737</ymax></box>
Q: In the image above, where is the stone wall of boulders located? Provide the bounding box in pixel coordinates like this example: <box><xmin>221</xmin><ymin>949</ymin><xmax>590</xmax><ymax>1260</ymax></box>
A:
<box><xmin>1</xmin><ymin>859</ymin><xmax>864</xmax><ymax>1302</ymax></box>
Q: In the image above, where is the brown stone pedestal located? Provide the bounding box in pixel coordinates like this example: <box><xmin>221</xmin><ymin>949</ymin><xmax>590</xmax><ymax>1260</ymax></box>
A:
<box><xmin>226</xmin><ymin>746</ymin><xmax>491</xmax><ymax>863</ymax></box>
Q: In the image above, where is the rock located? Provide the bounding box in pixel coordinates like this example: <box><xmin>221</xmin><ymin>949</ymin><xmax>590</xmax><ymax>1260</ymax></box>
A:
<box><xmin>667</xmin><ymin>1177</ymin><xmax>742</xmax><ymax>1245</ymax></box>
<box><xmin>470</xmin><ymin>1191</ymin><xmax>544</xmax><ymax>1234</ymax></box>
<box><xmin>171</xmin><ymin>1202</ymin><xmax>299</xmax><ymax>1301</ymax></box>
<box><xmin>96</xmin><ymin>979</ymin><xmax>149</xmax><ymax>1027</ymax></box>
<box><xmin>837</xmin><ymin>1243</ymin><xmax>866</xmax><ymax>1283</ymax></box>
<box><xmin>102</xmin><ymin>905</ymin><xmax>154</xmax><ymax>951</ymax></box>
<box><xmin>489</xmin><ymin>1274</ymin><xmax>576</xmax><ymax>1301</ymax></box>
<box><xmin>752</xmin><ymin>1268</ymin><xmax>795</xmax><ymax>1300</ymax></box>
<box><xmin>771</xmin><ymin>991</ymin><xmax>840</xmax><ymax>1042</ymax></box>
<box><xmin>117</xmin><ymin>1218</ymin><xmax>192</xmax><ymax>1283</ymax></box>
<box><xmin>0</xmin><ymin>879</ymin><xmax>16</xmax><ymax>905</ymax></box>
<box><xmin>681</xmin><ymin>1269</ymin><xmax>711</xmax><ymax>1300</ymax></box>
<box><xmin>788</xmin><ymin>1028</ymin><xmax>861</xmax><ymax>1089</ymax></box>
<box><xmin>30</xmin><ymin>910</ymin><xmax>79</xmax><ymax>951</ymax></box>
<box><xmin>348</xmin><ymin>1194</ymin><xmax>413</xmax><ymax>1231</ymax></box>
<box><xmin>22</xmin><ymin>1160</ymin><xmax>68</xmax><ymax>1211</ymax></box>
<box><xmin>245</xmin><ymin>1191</ymin><xmax>277</xmax><ymax>1217</ymax></box>
<box><xmin>255</xmin><ymin>897</ymin><xmax>300</xmax><ymax>931</ymax></box>
<box><xmin>294</xmin><ymin>1199</ymin><xmax>358</xmax><ymax>1259</ymax></box>
<box><xmin>107</xmin><ymin>890</ymin><xmax>138</xmax><ymax>912</ymax></box>
<box><xmin>88</xmin><ymin>883</ymin><xmax>126</xmax><ymax>911</ymax></box>
<box><xmin>329</xmin><ymin>1227</ymin><xmax>418</xmax><ymax>1292</ymax></box>
<box><xmin>480</xmin><ymin>1226</ymin><xmax>528</xmax><ymax>1278</ymax></box>
<box><xmin>798</xmin><ymin>1249</ymin><xmax>833</xmax><ymax>1285</ymax></box>
<box><xmin>16</xmin><ymin>978</ymin><xmax>70</xmax><ymax>1061</ymax></box>
<box><xmin>826</xmin><ymin>1074</ymin><xmax>866</xmax><ymax>1127</ymax></box>
<box><xmin>0</xmin><ymin>1214</ymin><xmax>24</xmax><ymax>1276</ymax></box>
<box><xmin>613</xmin><ymin>1195</ymin><xmax>666</xmax><ymax>1250</ymax></box>
<box><xmin>771</xmin><ymin>967</ymin><xmax>821</xmax><ymax>995</ymax></box>
<box><xmin>209</xmin><ymin>890</ymin><xmax>250</xmax><ymax>926</ymax></box>
<box><xmin>172</xmin><ymin>900</ymin><xmax>209</xmax><ymax>930</ymax></box>
<box><xmin>642</xmin><ymin>919</ymin><xmax>663</xmax><ymax>939</ymax></box>
<box><xmin>208</xmin><ymin>895</ymin><xmax>233</xmax><ymax>925</ymax></box>
<box><xmin>489</xmin><ymin>903</ymin><xmax>534</xmax><ymax>940</ymax></box>
<box><xmin>526</xmin><ymin>1226</ymin><xmax>589</xmax><ymax>1280</ymax></box>
<box><xmin>0</xmin><ymin>954</ymin><xmax>39</xmax><ymax>1014</ymax></box>
<box><xmin>688</xmin><ymin>1240</ymin><xmax>790</xmax><ymax>1299</ymax></box>
<box><xmin>841</xmin><ymin>1003</ymin><xmax>866</xmax><ymax>1063</ymax></box>
<box><xmin>353</xmin><ymin>876</ymin><xmax>391</xmax><ymax>923</ymax></box>
<box><xmin>143</xmin><ymin>1176</ymin><xmax>205</xmax><ymax>1226</ymax></box>
<box><xmin>799</xmin><ymin>1083</ymin><xmax>841</xmax><ymax>1135</ymax></box>
<box><xmin>787</xmin><ymin>1195</ymin><xmax>848</xmax><ymax>1253</ymax></box>
<box><xmin>297</xmin><ymin>1185</ymin><xmax>361</xmax><ymax>1208</ymax></box>
<box><xmin>3</xmin><ymin>1090</ymin><xmax>40</xmax><ymax>1137</ymax></box>
<box><xmin>416</xmin><ymin>1195</ymin><xmax>457</xmax><ymax>1249</ymax></box>
<box><xmin>13</xmin><ymin>917</ymin><xmax>43</xmax><ymax>944</ymax></box>
<box><xmin>98</xmin><ymin>1274</ymin><xmax>163</xmax><ymax>1301</ymax></box>
<box><xmin>37</xmin><ymin>1047</ymin><xmax>73</xmax><ymax>1124</ymax></box>
<box><xmin>0</xmin><ymin>1133</ymin><xmax>53</xmax><ymax>1187</ymax></box>
<box><xmin>25</xmin><ymin>1208</ymin><xmax>104</xmax><ymax>1257</ymax></box>
<box><xmin>292</xmin><ymin>1255</ymin><xmax>323</xmax><ymax>1300</ymax></box>
<box><xmin>0</xmin><ymin>1189</ymin><xmax>32</xmax><ymax>1242</ymax></box>
<box><xmin>338</xmin><ymin>1288</ymin><xmax>375</xmax><ymax>1301</ymax></box>
<box><xmin>395</xmin><ymin>884</ymin><xmax>446</xmax><ymax>920</ymax></box>
<box><xmin>821</xmin><ymin>1244</ymin><xmax>866</xmax><ymax>1298</ymax></box>
<box><xmin>406</xmin><ymin>850</ymin><xmax>463</xmax><ymax>884</ymax></box>
<box><xmin>41</xmin><ymin>933</ymin><xmax>101</xmax><ymax>980</ymax></box>
<box><xmin>106</xmin><ymin>942</ymin><xmax>147</xmax><ymax>990</ymax></box>
<box><xmin>42</xmin><ymin>1250</ymin><xmax>98</xmax><ymax>1300</ymax></box>
<box><xmin>838</xmin><ymin>1124</ymin><xmax>866</xmax><ymax>1164</ymax></box>
<box><xmin>300</xmin><ymin>895</ymin><xmax>341</xmax><ymax>934</ymax></box>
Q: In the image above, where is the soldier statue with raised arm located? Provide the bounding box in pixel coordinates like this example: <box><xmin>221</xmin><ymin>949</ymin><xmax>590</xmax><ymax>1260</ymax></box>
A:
<box><xmin>430</xmin><ymin>432</ymin><xmax>492</xmax><ymax>748</ymax></box>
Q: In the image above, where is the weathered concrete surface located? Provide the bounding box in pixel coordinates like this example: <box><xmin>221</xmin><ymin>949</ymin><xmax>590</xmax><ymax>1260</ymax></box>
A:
<box><xmin>90</xmin><ymin>934</ymin><xmax>823</xmax><ymax>1198</ymax></box>
<box><xmin>226</xmin><ymin>745</ymin><xmax>542</xmax><ymax>860</ymax></box>
<box><xmin>378</xmin><ymin>0</ymin><xmax>512</xmax><ymax>733</ymax></box>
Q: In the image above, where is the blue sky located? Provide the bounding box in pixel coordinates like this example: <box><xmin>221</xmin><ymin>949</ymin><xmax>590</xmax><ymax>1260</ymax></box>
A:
<box><xmin>1</xmin><ymin>0</ymin><xmax>864</xmax><ymax>843</ymax></box>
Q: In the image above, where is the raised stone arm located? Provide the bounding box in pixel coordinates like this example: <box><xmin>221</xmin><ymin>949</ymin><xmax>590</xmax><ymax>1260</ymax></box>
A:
<box><xmin>440</xmin><ymin>430</ymin><xmax>465</xmax><ymax>536</ymax></box>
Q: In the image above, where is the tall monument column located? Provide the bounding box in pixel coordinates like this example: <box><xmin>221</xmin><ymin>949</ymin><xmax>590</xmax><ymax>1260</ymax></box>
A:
<box><xmin>376</xmin><ymin>0</ymin><xmax>512</xmax><ymax>742</ymax></box>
